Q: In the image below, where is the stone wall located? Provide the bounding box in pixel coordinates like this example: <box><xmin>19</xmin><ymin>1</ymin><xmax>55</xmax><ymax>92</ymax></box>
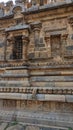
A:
<box><xmin>0</xmin><ymin>0</ymin><xmax>73</xmax><ymax>129</ymax></box>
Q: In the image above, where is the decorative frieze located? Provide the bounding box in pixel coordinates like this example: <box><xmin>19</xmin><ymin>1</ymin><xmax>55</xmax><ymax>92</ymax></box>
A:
<box><xmin>0</xmin><ymin>87</ymin><xmax>73</xmax><ymax>96</ymax></box>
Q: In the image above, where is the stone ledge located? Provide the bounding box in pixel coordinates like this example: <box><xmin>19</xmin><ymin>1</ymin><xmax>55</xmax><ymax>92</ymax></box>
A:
<box><xmin>0</xmin><ymin>93</ymin><xmax>73</xmax><ymax>102</ymax></box>
<box><xmin>0</xmin><ymin>93</ymin><xmax>66</xmax><ymax>102</ymax></box>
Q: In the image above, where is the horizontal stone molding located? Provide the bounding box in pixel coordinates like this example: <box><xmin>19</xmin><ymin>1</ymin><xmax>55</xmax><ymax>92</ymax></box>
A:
<box><xmin>0</xmin><ymin>87</ymin><xmax>73</xmax><ymax>95</ymax></box>
<box><xmin>30</xmin><ymin>76</ymin><xmax>73</xmax><ymax>82</ymax></box>
<box><xmin>0</xmin><ymin>74</ymin><xmax>29</xmax><ymax>78</ymax></box>
<box><xmin>0</xmin><ymin>93</ymin><xmax>73</xmax><ymax>102</ymax></box>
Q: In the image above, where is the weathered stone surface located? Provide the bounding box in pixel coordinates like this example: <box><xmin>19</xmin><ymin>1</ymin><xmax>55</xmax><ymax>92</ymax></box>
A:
<box><xmin>0</xmin><ymin>123</ymin><xmax>7</xmax><ymax>130</ymax></box>
<box><xmin>0</xmin><ymin>0</ymin><xmax>73</xmax><ymax>129</ymax></box>
<box><xmin>6</xmin><ymin>125</ymin><xmax>24</xmax><ymax>130</ymax></box>
<box><xmin>44</xmin><ymin>95</ymin><xmax>65</xmax><ymax>102</ymax></box>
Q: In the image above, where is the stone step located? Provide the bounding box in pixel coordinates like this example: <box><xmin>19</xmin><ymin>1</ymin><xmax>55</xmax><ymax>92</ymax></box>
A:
<box><xmin>0</xmin><ymin>110</ymin><xmax>72</xmax><ymax>129</ymax></box>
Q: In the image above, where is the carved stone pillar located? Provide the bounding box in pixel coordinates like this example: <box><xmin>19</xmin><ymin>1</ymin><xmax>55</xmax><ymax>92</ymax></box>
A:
<box><xmin>6</xmin><ymin>34</ymin><xmax>14</xmax><ymax>60</ymax></box>
<box><xmin>61</xmin><ymin>34</ymin><xmax>68</xmax><ymax>56</ymax></box>
<box><xmin>45</xmin><ymin>36</ymin><xmax>51</xmax><ymax>57</ymax></box>
<box><xmin>22</xmin><ymin>35</ymin><xmax>29</xmax><ymax>60</ymax></box>
<box><xmin>31</xmin><ymin>22</ymin><xmax>42</xmax><ymax>50</ymax></box>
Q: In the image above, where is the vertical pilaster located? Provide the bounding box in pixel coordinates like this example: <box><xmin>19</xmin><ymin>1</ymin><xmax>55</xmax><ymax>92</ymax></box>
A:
<box><xmin>45</xmin><ymin>36</ymin><xmax>51</xmax><ymax>57</ymax></box>
<box><xmin>6</xmin><ymin>34</ymin><xmax>14</xmax><ymax>61</ymax></box>
<box><xmin>4</xmin><ymin>34</ymin><xmax>7</xmax><ymax>61</ymax></box>
<box><xmin>31</xmin><ymin>22</ymin><xmax>42</xmax><ymax>50</ymax></box>
<box><xmin>61</xmin><ymin>34</ymin><xmax>68</xmax><ymax>56</ymax></box>
<box><xmin>22</xmin><ymin>35</ymin><xmax>29</xmax><ymax>60</ymax></box>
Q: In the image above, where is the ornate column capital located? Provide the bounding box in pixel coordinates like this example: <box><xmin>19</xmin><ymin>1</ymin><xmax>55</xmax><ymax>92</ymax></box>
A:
<box><xmin>31</xmin><ymin>21</ymin><xmax>42</xmax><ymax>32</ymax></box>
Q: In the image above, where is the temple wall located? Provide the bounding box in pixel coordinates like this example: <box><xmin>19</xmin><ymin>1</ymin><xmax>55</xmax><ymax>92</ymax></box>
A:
<box><xmin>0</xmin><ymin>0</ymin><xmax>73</xmax><ymax>129</ymax></box>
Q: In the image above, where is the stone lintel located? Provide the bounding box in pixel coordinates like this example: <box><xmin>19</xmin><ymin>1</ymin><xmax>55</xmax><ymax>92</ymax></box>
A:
<box><xmin>5</xmin><ymin>24</ymin><xmax>30</xmax><ymax>32</ymax></box>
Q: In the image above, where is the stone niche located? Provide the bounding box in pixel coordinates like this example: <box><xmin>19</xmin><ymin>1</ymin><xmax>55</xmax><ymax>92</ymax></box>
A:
<box><xmin>6</xmin><ymin>28</ymin><xmax>29</xmax><ymax>61</ymax></box>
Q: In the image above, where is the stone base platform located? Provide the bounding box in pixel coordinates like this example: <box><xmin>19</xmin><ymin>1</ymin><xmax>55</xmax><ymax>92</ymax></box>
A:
<box><xmin>0</xmin><ymin>110</ymin><xmax>72</xmax><ymax>130</ymax></box>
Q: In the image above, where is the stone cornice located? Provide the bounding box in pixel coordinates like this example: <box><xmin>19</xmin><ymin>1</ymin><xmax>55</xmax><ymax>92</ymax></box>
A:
<box><xmin>0</xmin><ymin>13</ymin><xmax>14</xmax><ymax>20</ymax></box>
<box><xmin>30</xmin><ymin>21</ymin><xmax>42</xmax><ymax>31</ymax></box>
<box><xmin>0</xmin><ymin>1</ymin><xmax>73</xmax><ymax>20</ymax></box>
<box><xmin>22</xmin><ymin>1</ymin><xmax>73</xmax><ymax>15</ymax></box>
<box><xmin>5</xmin><ymin>24</ymin><xmax>30</xmax><ymax>32</ymax></box>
